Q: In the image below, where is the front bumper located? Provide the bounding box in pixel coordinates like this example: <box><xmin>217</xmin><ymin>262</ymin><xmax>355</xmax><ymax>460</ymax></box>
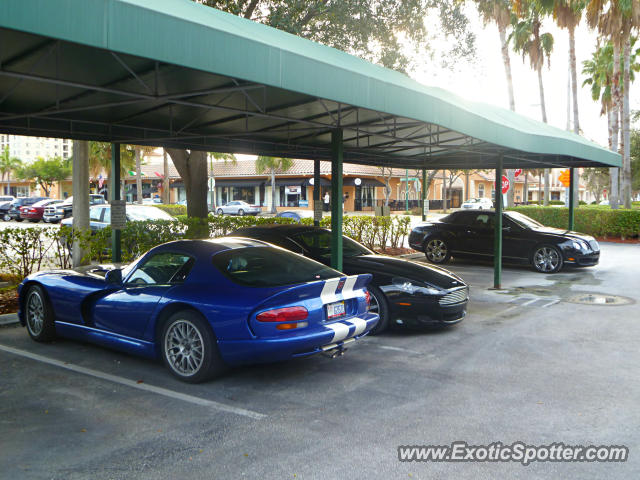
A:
<box><xmin>387</xmin><ymin>290</ymin><xmax>468</xmax><ymax>328</ymax></box>
<box><xmin>564</xmin><ymin>250</ymin><xmax>600</xmax><ymax>266</ymax></box>
<box><xmin>217</xmin><ymin>312</ymin><xmax>378</xmax><ymax>366</ymax></box>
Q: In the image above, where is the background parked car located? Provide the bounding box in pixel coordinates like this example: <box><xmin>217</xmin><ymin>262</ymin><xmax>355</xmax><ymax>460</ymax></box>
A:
<box><xmin>0</xmin><ymin>195</ymin><xmax>15</xmax><ymax>204</ymax></box>
<box><xmin>19</xmin><ymin>199</ymin><xmax>63</xmax><ymax>223</ymax></box>
<box><xmin>43</xmin><ymin>194</ymin><xmax>107</xmax><ymax>223</ymax></box>
<box><xmin>3</xmin><ymin>196</ymin><xmax>47</xmax><ymax>221</ymax></box>
<box><xmin>233</xmin><ymin>224</ymin><xmax>469</xmax><ymax>333</ymax></box>
<box><xmin>275</xmin><ymin>210</ymin><xmax>315</xmax><ymax>223</ymax></box>
<box><xmin>409</xmin><ymin>210</ymin><xmax>600</xmax><ymax>273</ymax></box>
<box><xmin>216</xmin><ymin>200</ymin><xmax>261</xmax><ymax>216</ymax></box>
<box><xmin>61</xmin><ymin>204</ymin><xmax>175</xmax><ymax>231</ymax></box>
<box><xmin>460</xmin><ymin>197</ymin><xmax>493</xmax><ymax>210</ymax></box>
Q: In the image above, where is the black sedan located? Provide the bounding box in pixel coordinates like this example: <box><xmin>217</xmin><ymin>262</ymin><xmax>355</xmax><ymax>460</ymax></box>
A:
<box><xmin>232</xmin><ymin>224</ymin><xmax>469</xmax><ymax>333</ymax></box>
<box><xmin>409</xmin><ymin>210</ymin><xmax>600</xmax><ymax>274</ymax></box>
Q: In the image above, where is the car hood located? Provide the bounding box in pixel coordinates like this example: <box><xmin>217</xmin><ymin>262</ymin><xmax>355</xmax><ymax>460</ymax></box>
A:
<box><xmin>343</xmin><ymin>254</ymin><xmax>466</xmax><ymax>290</ymax></box>
<box><xmin>529</xmin><ymin>226</ymin><xmax>595</xmax><ymax>242</ymax></box>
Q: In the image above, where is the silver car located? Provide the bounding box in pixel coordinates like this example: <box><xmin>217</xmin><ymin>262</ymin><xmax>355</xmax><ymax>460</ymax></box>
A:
<box><xmin>216</xmin><ymin>200</ymin><xmax>261</xmax><ymax>216</ymax></box>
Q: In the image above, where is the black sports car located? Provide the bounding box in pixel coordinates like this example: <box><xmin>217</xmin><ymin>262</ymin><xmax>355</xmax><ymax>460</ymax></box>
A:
<box><xmin>232</xmin><ymin>225</ymin><xmax>469</xmax><ymax>333</ymax></box>
<box><xmin>409</xmin><ymin>210</ymin><xmax>600</xmax><ymax>274</ymax></box>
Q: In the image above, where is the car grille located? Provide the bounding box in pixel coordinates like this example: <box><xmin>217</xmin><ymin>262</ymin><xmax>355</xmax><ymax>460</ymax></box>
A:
<box><xmin>588</xmin><ymin>240</ymin><xmax>600</xmax><ymax>252</ymax></box>
<box><xmin>439</xmin><ymin>287</ymin><xmax>469</xmax><ymax>306</ymax></box>
<box><xmin>44</xmin><ymin>207</ymin><xmax>56</xmax><ymax>215</ymax></box>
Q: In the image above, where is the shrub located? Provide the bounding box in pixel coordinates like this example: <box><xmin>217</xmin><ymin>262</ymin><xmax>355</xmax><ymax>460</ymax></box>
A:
<box><xmin>509</xmin><ymin>206</ymin><xmax>640</xmax><ymax>238</ymax></box>
<box><xmin>154</xmin><ymin>204</ymin><xmax>187</xmax><ymax>216</ymax></box>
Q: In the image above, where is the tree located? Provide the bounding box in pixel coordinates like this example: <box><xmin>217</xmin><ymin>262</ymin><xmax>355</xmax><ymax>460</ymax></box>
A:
<box><xmin>0</xmin><ymin>147</ymin><xmax>22</xmax><ymax>196</ymax></box>
<box><xmin>255</xmin><ymin>156</ymin><xmax>293</xmax><ymax>213</ymax></box>
<box><xmin>587</xmin><ymin>0</ymin><xmax>640</xmax><ymax>209</ymax></box>
<box><xmin>553</xmin><ymin>0</ymin><xmax>586</xmax><ymax>207</ymax></box>
<box><xmin>631</xmin><ymin>119</ymin><xmax>640</xmax><ymax>194</ymax></box>
<box><xmin>169</xmin><ymin>0</ymin><xmax>476</xmax><ymax>220</ymax></box>
<box><xmin>510</xmin><ymin>0</ymin><xmax>554</xmax><ymax>206</ymax></box>
<box><xmin>379</xmin><ymin>167</ymin><xmax>394</xmax><ymax>207</ymax></box>
<box><xmin>87</xmin><ymin>142</ymin><xmax>137</xmax><ymax>199</ymax></box>
<box><xmin>582</xmin><ymin>37</ymin><xmax>640</xmax><ymax>208</ymax></box>
<box><xmin>582</xmin><ymin>167</ymin><xmax>609</xmax><ymax>203</ymax></box>
<box><xmin>132</xmin><ymin>146</ymin><xmax>157</xmax><ymax>204</ymax></box>
<box><xmin>16</xmin><ymin>156</ymin><xmax>71</xmax><ymax>197</ymax></box>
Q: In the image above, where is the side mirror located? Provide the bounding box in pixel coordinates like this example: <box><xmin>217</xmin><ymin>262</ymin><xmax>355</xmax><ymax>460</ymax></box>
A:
<box><xmin>502</xmin><ymin>226</ymin><xmax>511</xmax><ymax>232</ymax></box>
<box><xmin>105</xmin><ymin>268</ymin><xmax>123</xmax><ymax>286</ymax></box>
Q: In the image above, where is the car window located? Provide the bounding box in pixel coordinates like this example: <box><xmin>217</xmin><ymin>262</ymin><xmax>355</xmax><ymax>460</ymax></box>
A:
<box><xmin>102</xmin><ymin>207</ymin><xmax>111</xmax><ymax>223</ymax></box>
<box><xmin>90</xmin><ymin>207</ymin><xmax>104</xmax><ymax>222</ymax></box>
<box><xmin>292</xmin><ymin>230</ymin><xmax>372</xmax><ymax>258</ymax></box>
<box><xmin>472</xmin><ymin>213</ymin><xmax>494</xmax><ymax>228</ymax></box>
<box><xmin>442</xmin><ymin>212</ymin><xmax>473</xmax><ymax>225</ymax></box>
<box><xmin>505</xmin><ymin>211</ymin><xmax>543</xmax><ymax>229</ymax></box>
<box><xmin>126</xmin><ymin>206</ymin><xmax>174</xmax><ymax>221</ymax></box>
<box><xmin>213</xmin><ymin>246</ymin><xmax>339</xmax><ymax>287</ymax></box>
<box><xmin>127</xmin><ymin>252</ymin><xmax>195</xmax><ymax>286</ymax></box>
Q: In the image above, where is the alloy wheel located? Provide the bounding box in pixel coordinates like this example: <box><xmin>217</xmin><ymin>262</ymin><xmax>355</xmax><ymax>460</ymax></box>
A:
<box><xmin>533</xmin><ymin>247</ymin><xmax>560</xmax><ymax>273</ymax></box>
<box><xmin>426</xmin><ymin>239</ymin><xmax>447</xmax><ymax>263</ymax></box>
<box><xmin>164</xmin><ymin>319</ymin><xmax>205</xmax><ymax>377</ymax></box>
<box><xmin>26</xmin><ymin>290</ymin><xmax>45</xmax><ymax>336</ymax></box>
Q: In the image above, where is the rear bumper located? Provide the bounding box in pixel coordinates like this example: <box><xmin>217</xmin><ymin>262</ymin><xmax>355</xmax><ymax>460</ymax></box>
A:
<box><xmin>20</xmin><ymin>213</ymin><xmax>42</xmax><ymax>220</ymax></box>
<box><xmin>43</xmin><ymin>214</ymin><xmax>64</xmax><ymax>222</ymax></box>
<box><xmin>217</xmin><ymin>312</ymin><xmax>378</xmax><ymax>366</ymax></box>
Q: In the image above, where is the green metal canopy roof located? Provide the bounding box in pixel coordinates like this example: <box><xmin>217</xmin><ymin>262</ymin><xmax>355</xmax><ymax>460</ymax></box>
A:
<box><xmin>0</xmin><ymin>0</ymin><xmax>621</xmax><ymax>169</ymax></box>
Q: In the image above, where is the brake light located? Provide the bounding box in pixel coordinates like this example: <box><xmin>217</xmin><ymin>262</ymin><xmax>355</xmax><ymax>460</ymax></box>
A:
<box><xmin>256</xmin><ymin>306</ymin><xmax>308</xmax><ymax>322</ymax></box>
<box><xmin>365</xmin><ymin>290</ymin><xmax>371</xmax><ymax>307</ymax></box>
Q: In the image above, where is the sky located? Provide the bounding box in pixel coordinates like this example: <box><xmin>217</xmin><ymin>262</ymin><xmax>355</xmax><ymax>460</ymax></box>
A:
<box><xmin>410</xmin><ymin>5</ymin><xmax>639</xmax><ymax>149</ymax></box>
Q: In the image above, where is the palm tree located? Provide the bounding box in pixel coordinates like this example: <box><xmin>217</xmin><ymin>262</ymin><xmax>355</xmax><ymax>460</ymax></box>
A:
<box><xmin>0</xmin><ymin>146</ymin><xmax>22</xmax><ymax>196</ymax></box>
<box><xmin>510</xmin><ymin>2</ymin><xmax>554</xmax><ymax>206</ymax></box>
<box><xmin>553</xmin><ymin>0</ymin><xmax>586</xmax><ymax>206</ymax></box>
<box><xmin>255</xmin><ymin>156</ymin><xmax>294</xmax><ymax>214</ymax></box>
<box><xmin>88</xmin><ymin>142</ymin><xmax>136</xmax><ymax>199</ymax></box>
<box><xmin>586</xmin><ymin>0</ymin><xmax>639</xmax><ymax>209</ymax></box>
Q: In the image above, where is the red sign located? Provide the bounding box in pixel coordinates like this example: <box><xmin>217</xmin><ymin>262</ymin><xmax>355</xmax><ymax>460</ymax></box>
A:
<box><xmin>514</xmin><ymin>169</ymin><xmax>522</xmax><ymax>177</ymax></box>
<box><xmin>501</xmin><ymin>175</ymin><xmax>510</xmax><ymax>194</ymax></box>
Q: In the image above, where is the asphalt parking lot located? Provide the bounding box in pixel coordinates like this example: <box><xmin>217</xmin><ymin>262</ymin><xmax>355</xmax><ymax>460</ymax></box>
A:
<box><xmin>1</xmin><ymin>242</ymin><xmax>639</xmax><ymax>479</ymax></box>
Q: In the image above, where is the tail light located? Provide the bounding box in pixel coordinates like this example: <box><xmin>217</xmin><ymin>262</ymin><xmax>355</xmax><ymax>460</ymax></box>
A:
<box><xmin>256</xmin><ymin>306</ymin><xmax>308</xmax><ymax>323</ymax></box>
<box><xmin>29</xmin><ymin>208</ymin><xmax>37</xmax><ymax>213</ymax></box>
<box><xmin>365</xmin><ymin>290</ymin><xmax>371</xmax><ymax>308</ymax></box>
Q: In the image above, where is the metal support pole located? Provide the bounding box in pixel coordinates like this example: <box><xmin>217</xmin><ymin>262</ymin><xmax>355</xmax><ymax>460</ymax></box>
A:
<box><xmin>111</xmin><ymin>143</ymin><xmax>121</xmax><ymax>264</ymax></box>
<box><xmin>71</xmin><ymin>140</ymin><xmax>89</xmax><ymax>267</ymax></box>
<box><xmin>330</xmin><ymin>129</ymin><xmax>343</xmax><ymax>271</ymax></box>
<box><xmin>422</xmin><ymin>168</ymin><xmax>427</xmax><ymax>221</ymax></box>
<box><xmin>405</xmin><ymin>168</ymin><xmax>409</xmax><ymax>212</ymax></box>
<box><xmin>313</xmin><ymin>158</ymin><xmax>321</xmax><ymax>226</ymax></box>
<box><xmin>568</xmin><ymin>167</ymin><xmax>575</xmax><ymax>230</ymax></box>
<box><xmin>493</xmin><ymin>156</ymin><xmax>503</xmax><ymax>289</ymax></box>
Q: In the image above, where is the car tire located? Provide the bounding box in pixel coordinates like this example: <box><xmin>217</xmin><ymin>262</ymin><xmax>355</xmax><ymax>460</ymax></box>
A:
<box><xmin>15</xmin><ymin>218</ymin><xmax>23</xmax><ymax>222</ymax></box>
<box><xmin>29</xmin><ymin>219</ymin><xmax>40</xmax><ymax>223</ymax></box>
<box><xmin>161</xmin><ymin>310</ymin><xmax>227</xmax><ymax>383</ymax></box>
<box><xmin>367</xmin><ymin>286</ymin><xmax>389</xmax><ymax>334</ymax></box>
<box><xmin>2</xmin><ymin>213</ymin><xmax>10</xmax><ymax>221</ymax></box>
<box><xmin>217</xmin><ymin>208</ymin><xmax>223</xmax><ymax>215</ymax></box>
<box><xmin>531</xmin><ymin>244</ymin><xmax>563</xmax><ymax>274</ymax></box>
<box><xmin>25</xmin><ymin>285</ymin><xmax>56</xmax><ymax>342</ymax></box>
<box><xmin>237</xmin><ymin>209</ymin><xmax>244</xmax><ymax>216</ymax></box>
<box><xmin>424</xmin><ymin>237</ymin><xmax>451</xmax><ymax>264</ymax></box>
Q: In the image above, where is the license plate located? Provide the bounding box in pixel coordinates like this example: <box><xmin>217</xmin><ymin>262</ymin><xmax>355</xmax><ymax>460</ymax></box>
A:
<box><xmin>327</xmin><ymin>301</ymin><xmax>345</xmax><ymax>319</ymax></box>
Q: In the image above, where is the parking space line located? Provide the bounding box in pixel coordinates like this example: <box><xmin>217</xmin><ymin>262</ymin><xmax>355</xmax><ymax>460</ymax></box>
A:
<box><xmin>541</xmin><ymin>299</ymin><xmax>561</xmax><ymax>308</ymax></box>
<box><xmin>0</xmin><ymin>344</ymin><xmax>266</xmax><ymax>420</ymax></box>
<box><xmin>377</xmin><ymin>345</ymin><xmax>421</xmax><ymax>355</ymax></box>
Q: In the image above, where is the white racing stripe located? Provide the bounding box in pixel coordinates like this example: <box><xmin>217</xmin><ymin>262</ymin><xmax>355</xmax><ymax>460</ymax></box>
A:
<box><xmin>326</xmin><ymin>322</ymin><xmax>351</xmax><ymax>342</ymax></box>
<box><xmin>349</xmin><ymin>317</ymin><xmax>367</xmax><ymax>336</ymax></box>
<box><xmin>320</xmin><ymin>278</ymin><xmax>340</xmax><ymax>304</ymax></box>
<box><xmin>342</xmin><ymin>276</ymin><xmax>357</xmax><ymax>296</ymax></box>
<box><xmin>0</xmin><ymin>344</ymin><xmax>266</xmax><ymax>420</ymax></box>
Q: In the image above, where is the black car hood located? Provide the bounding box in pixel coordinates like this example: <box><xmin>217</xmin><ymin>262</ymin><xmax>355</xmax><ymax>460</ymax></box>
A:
<box><xmin>343</xmin><ymin>254</ymin><xmax>465</xmax><ymax>290</ymax></box>
<box><xmin>529</xmin><ymin>226</ymin><xmax>595</xmax><ymax>242</ymax></box>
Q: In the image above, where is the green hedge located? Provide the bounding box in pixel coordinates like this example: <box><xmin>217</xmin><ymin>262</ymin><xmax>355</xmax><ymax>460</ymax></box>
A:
<box><xmin>509</xmin><ymin>206</ymin><xmax>640</xmax><ymax>238</ymax></box>
<box><xmin>154</xmin><ymin>204</ymin><xmax>187</xmax><ymax>216</ymax></box>
<box><xmin>0</xmin><ymin>214</ymin><xmax>412</xmax><ymax>279</ymax></box>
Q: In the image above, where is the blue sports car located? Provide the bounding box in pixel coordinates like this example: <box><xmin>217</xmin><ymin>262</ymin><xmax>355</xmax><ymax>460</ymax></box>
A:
<box><xmin>18</xmin><ymin>238</ymin><xmax>378</xmax><ymax>382</ymax></box>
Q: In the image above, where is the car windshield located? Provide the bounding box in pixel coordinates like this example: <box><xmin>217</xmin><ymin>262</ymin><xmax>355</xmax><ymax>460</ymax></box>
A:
<box><xmin>126</xmin><ymin>206</ymin><xmax>174</xmax><ymax>221</ymax></box>
<box><xmin>213</xmin><ymin>246</ymin><xmax>340</xmax><ymax>287</ymax></box>
<box><xmin>505</xmin><ymin>211</ymin><xmax>544</xmax><ymax>229</ymax></box>
<box><xmin>291</xmin><ymin>230</ymin><xmax>372</xmax><ymax>258</ymax></box>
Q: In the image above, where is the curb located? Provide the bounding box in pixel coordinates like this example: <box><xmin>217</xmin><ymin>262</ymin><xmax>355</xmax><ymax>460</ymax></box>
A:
<box><xmin>0</xmin><ymin>313</ymin><xmax>19</xmax><ymax>327</ymax></box>
<box><xmin>398</xmin><ymin>253</ymin><xmax>423</xmax><ymax>260</ymax></box>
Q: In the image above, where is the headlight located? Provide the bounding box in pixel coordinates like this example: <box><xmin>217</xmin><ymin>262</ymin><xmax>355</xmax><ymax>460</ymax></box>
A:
<box><xmin>572</xmin><ymin>240</ymin><xmax>589</xmax><ymax>251</ymax></box>
<box><xmin>392</xmin><ymin>277</ymin><xmax>441</xmax><ymax>295</ymax></box>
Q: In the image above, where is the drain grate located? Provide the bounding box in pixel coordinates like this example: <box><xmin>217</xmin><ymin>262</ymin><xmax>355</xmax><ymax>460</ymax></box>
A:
<box><xmin>566</xmin><ymin>293</ymin><xmax>634</xmax><ymax>306</ymax></box>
